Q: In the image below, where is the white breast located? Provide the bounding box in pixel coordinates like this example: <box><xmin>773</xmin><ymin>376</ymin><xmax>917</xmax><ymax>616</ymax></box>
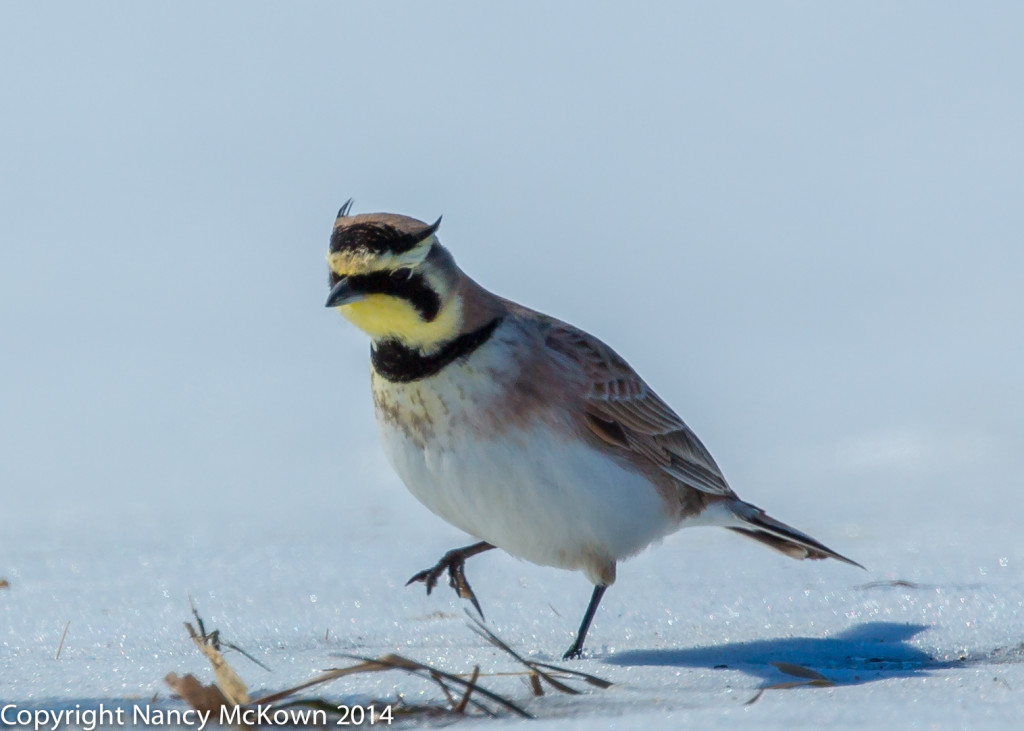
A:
<box><xmin>371</xmin><ymin>335</ymin><xmax>677</xmax><ymax>585</ymax></box>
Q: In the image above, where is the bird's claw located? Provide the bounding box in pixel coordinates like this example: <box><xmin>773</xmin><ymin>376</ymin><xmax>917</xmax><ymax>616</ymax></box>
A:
<box><xmin>446</xmin><ymin>561</ymin><xmax>484</xmax><ymax>619</ymax></box>
<box><xmin>405</xmin><ymin>564</ymin><xmax>444</xmax><ymax>595</ymax></box>
<box><xmin>406</xmin><ymin>550</ymin><xmax>485</xmax><ymax>619</ymax></box>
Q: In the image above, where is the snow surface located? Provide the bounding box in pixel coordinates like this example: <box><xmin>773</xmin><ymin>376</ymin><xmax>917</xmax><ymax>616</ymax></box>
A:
<box><xmin>3</xmin><ymin>4</ymin><xmax>1023</xmax><ymax>728</ymax></box>
<box><xmin>4</xmin><ymin>460</ymin><xmax>1023</xmax><ymax>729</ymax></box>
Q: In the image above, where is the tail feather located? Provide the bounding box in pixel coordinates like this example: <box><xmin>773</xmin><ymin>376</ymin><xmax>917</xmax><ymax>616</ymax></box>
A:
<box><xmin>726</xmin><ymin>501</ymin><xmax>864</xmax><ymax>569</ymax></box>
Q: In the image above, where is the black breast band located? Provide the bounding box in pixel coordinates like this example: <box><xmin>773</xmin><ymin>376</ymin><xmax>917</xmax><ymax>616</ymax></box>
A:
<box><xmin>371</xmin><ymin>317</ymin><xmax>503</xmax><ymax>383</ymax></box>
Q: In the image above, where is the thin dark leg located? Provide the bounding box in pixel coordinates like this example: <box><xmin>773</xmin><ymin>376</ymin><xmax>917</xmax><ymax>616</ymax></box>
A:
<box><xmin>406</xmin><ymin>541</ymin><xmax>495</xmax><ymax>618</ymax></box>
<box><xmin>562</xmin><ymin>584</ymin><xmax>608</xmax><ymax>660</ymax></box>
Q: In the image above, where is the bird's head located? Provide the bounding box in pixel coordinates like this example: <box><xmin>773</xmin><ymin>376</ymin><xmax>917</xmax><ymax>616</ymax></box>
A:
<box><xmin>325</xmin><ymin>201</ymin><xmax>465</xmax><ymax>352</ymax></box>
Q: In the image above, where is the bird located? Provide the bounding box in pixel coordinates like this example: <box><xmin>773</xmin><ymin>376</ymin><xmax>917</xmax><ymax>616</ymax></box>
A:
<box><xmin>324</xmin><ymin>201</ymin><xmax>861</xmax><ymax>659</ymax></box>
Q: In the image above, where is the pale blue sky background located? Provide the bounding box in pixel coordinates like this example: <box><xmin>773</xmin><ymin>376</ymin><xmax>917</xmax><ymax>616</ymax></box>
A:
<box><xmin>2</xmin><ymin>3</ymin><xmax>1021</xmax><ymax>538</ymax></box>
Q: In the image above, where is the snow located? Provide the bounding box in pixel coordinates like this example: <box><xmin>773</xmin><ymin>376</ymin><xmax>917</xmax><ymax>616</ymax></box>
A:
<box><xmin>4</xmin><ymin>461</ymin><xmax>1023</xmax><ymax>729</ymax></box>
<box><xmin>3</xmin><ymin>3</ymin><xmax>1023</xmax><ymax>728</ymax></box>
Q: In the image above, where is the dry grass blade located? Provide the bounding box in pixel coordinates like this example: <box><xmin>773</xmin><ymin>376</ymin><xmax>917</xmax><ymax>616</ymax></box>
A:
<box><xmin>744</xmin><ymin>688</ymin><xmax>766</xmax><ymax>706</ymax></box>
<box><xmin>253</xmin><ymin>660</ymin><xmax>394</xmax><ymax>705</ymax></box>
<box><xmin>189</xmin><ymin>597</ymin><xmax>270</xmax><ymax>672</ymax></box>
<box><xmin>766</xmin><ymin>679</ymin><xmax>835</xmax><ymax>690</ymax></box>
<box><xmin>339</xmin><ymin>654</ymin><xmax>531</xmax><ymax>719</ymax></box>
<box><xmin>805</xmin><ymin>679</ymin><xmax>835</xmax><ymax>688</ymax></box>
<box><xmin>55</xmin><ymin>620</ymin><xmax>70</xmax><ymax>660</ymax></box>
<box><xmin>770</xmin><ymin>662</ymin><xmax>829</xmax><ymax>681</ymax></box>
<box><xmin>454</xmin><ymin>666</ymin><xmax>480</xmax><ymax>713</ymax></box>
<box><xmin>745</xmin><ymin>663</ymin><xmax>836</xmax><ymax>704</ymax></box>
<box><xmin>528</xmin><ymin>659</ymin><xmax>614</xmax><ymax>689</ymax></box>
<box><xmin>466</xmin><ymin>620</ymin><xmax>576</xmax><ymax>694</ymax></box>
<box><xmin>256</xmin><ymin>653</ymin><xmax>526</xmax><ymax>719</ymax></box>
<box><xmin>272</xmin><ymin>698</ymin><xmax>343</xmax><ymax>715</ymax></box>
<box><xmin>529</xmin><ymin>671</ymin><xmax>544</xmax><ymax>697</ymax></box>
<box><xmin>467</xmin><ymin>615</ymin><xmax>613</xmax><ymax>692</ymax></box>
<box><xmin>165</xmin><ymin>673</ymin><xmax>231</xmax><ymax>715</ymax></box>
<box><xmin>431</xmin><ymin>670</ymin><xmax>459</xmax><ymax>709</ymax></box>
<box><xmin>185</xmin><ymin>622</ymin><xmax>251</xmax><ymax>705</ymax></box>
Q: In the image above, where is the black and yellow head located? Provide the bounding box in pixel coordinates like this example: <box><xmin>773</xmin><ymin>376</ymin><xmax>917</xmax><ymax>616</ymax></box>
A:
<box><xmin>325</xmin><ymin>202</ymin><xmax>463</xmax><ymax>350</ymax></box>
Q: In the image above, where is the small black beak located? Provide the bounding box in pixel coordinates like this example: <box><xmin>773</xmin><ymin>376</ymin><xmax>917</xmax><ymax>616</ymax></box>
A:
<box><xmin>325</xmin><ymin>277</ymin><xmax>365</xmax><ymax>307</ymax></box>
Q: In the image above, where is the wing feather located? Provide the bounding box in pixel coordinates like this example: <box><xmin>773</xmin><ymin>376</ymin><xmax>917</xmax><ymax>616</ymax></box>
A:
<box><xmin>545</xmin><ymin>322</ymin><xmax>734</xmax><ymax>497</ymax></box>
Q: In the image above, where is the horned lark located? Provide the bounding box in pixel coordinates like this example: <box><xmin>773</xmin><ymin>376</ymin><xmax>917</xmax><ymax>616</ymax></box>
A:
<box><xmin>325</xmin><ymin>201</ymin><xmax>860</xmax><ymax>659</ymax></box>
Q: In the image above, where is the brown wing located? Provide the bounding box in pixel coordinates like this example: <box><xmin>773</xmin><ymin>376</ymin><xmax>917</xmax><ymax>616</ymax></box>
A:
<box><xmin>544</xmin><ymin>322</ymin><xmax>735</xmax><ymax>497</ymax></box>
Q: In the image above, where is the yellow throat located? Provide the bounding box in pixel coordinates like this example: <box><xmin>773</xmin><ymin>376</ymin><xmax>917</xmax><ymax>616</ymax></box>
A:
<box><xmin>337</xmin><ymin>294</ymin><xmax>463</xmax><ymax>352</ymax></box>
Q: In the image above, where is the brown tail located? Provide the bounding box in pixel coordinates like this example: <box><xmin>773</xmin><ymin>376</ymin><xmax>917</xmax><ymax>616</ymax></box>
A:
<box><xmin>727</xmin><ymin>501</ymin><xmax>864</xmax><ymax>569</ymax></box>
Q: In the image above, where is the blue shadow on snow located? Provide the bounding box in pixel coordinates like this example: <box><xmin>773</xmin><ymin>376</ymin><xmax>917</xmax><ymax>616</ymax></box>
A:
<box><xmin>608</xmin><ymin>622</ymin><xmax>962</xmax><ymax>686</ymax></box>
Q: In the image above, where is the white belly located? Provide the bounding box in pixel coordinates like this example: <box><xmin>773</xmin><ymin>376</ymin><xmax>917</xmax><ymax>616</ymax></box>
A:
<box><xmin>377</xmin><ymin>413</ymin><xmax>676</xmax><ymax>583</ymax></box>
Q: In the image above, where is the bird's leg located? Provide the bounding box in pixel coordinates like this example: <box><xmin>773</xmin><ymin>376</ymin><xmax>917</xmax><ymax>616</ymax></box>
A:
<box><xmin>406</xmin><ymin>541</ymin><xmax>495</xmax><ymax>618</ymax></box>
<box><xmin>562</xmin><ymin>584</ymin><xmax>608</xmax><ymax>660</ymax></box>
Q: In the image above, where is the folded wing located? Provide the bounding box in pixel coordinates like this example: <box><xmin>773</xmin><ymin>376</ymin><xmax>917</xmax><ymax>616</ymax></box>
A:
<box><xmin>544</xmin><ymin>323</ymin><xmax>736</xmax><ymax>497</ymax></box>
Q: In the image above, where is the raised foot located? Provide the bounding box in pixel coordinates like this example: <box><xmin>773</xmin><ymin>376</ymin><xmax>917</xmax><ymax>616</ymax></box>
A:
<box><xmin>405</xmin><ymin>543</ymin><xmax>492</xmax><ymax>619</ymax></box>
